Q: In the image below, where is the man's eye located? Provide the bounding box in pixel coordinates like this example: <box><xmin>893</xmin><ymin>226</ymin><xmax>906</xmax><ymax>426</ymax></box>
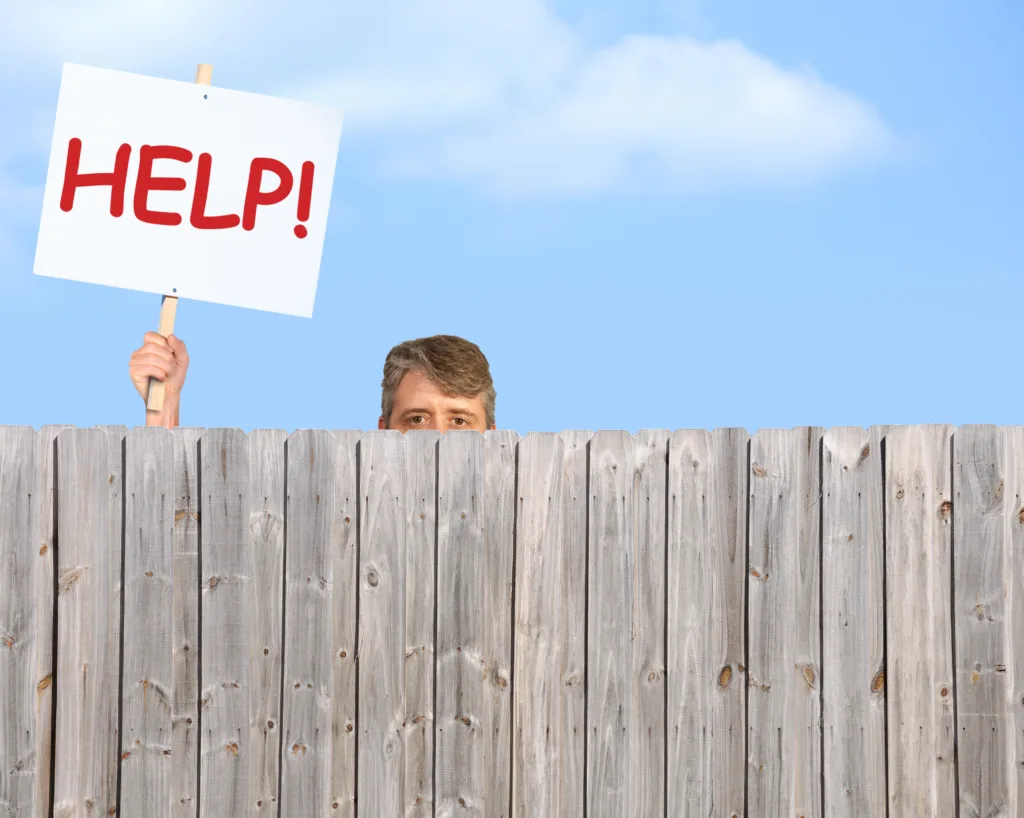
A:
<box><xmin>410</xmin><ymin>415</ymin><xmax>425</xmax><ymax>424</ymax></box>
<box><xmin>452</xmin><ymin>418</ymin><xmax>467</xmax><ymax>426</ymax></box>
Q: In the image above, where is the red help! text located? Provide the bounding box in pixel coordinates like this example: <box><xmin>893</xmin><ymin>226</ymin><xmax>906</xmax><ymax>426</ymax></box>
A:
<box><xmin>59</xmin><ymin>138</ymin><xmax>316</xmax><ymax>239</ymax></box>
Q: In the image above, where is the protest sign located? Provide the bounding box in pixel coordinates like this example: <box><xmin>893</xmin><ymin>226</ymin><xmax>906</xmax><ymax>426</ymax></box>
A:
<box><xmin>33</xmin><ymin>63</ymin><xmax>344</xmax><ymax>323</ymax></box>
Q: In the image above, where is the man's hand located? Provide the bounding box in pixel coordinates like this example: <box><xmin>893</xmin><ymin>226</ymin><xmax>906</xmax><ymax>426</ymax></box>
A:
<box><xmin>129</xmin><ymin>332</ymin><xmax>189</xmax><ymax>429</ymax></box>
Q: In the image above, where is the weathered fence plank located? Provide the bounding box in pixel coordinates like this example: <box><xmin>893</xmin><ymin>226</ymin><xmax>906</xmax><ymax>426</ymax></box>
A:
<box><xmin>328</xmin><ymin>430</ymin><xmax>360</xmax><ymax>818</ymax></box>
<box><xmin>953</xmin><ymin>425</ymin><xmax>1021</xmax><ymax>816</ymax></box>
<box><xmin>357</xmin><ymin>431</ymin><xmax>408</xmax><ymax>815</ymax></box>
<box><xmin>1007</xmin><ymin>427</ymin><xmax>1024</xmax><ymax>815</ymax></box>
<box><xmin>747</xmin><ymin>427</ymin><xmax>823</xmax><ymax>818</ymax></box>
<box><xmin>199</xmin><ymin>428</ymin><xmax>252</xmax><ymax>818</ymax></box>
<box><xmin>557</xmin><ymin>430</ymin><xmax>590</xmax><ymax>818</ymax></box>
<box><xmin>435</xmin><ymin>431</ymin><xmax>517</xmax><ymax>816</ymax></box>
<box><xmin>121</xmin><ymin>427</ymin><xmax>175</xmax><ymax>817</ymax></box>
<box><xmin>248</xmin><ymin>429</ymin><xmax>287</xmax><ymax>815</ymax></box>
<box><xmin>53</xmin><ymin>426</ymin><xmax>126</xmax><ymax>817</ymax></box>
<box><xmin>280</xmin><ymin>430</ymin><xmax>336</xmax><ymax>815</ymax></box>
<box><xmin>171</xmin><ymin>427</ymin><xmax>202</xmax><ymax>818</ymax></box>
<box><xmin>513</xmin><ymin>432</ymin><xmax>564</xmax><ymax>817</ymax></box>
<box><xmin>886</xmin><ymin>424</ymin><xmax>955</xmax><ymax>816</ymax></box>
<box><xmin>34</xmin><ymin>425</ymin><xmax>68</xmax><ymax>818</ymax></box>
<box><xmin>821</xmin><ymin>426</ymin><xmax>887</xmax><ymax>817</ymax></box>
<box><xmin>405</xmin><ymin>430</ymin><xmax>440</xmax><ymax>815</ymax></box>
<box><xmin>632</xmin><ymin>429</ymin><xmax>668</xmax><ymax>817</ymax></box>
<box><xmin>0</xmin><ymin>426</ymin><xmax>40</xmax><ymax>818</ymax></box>
<box><xmin>589</xmin><ymin>430</ymin><xmax>666</xmax><ymax>817</ymax></box>
<box><xmin>667</xmin><ymin>428</ymin><xmax>747</xmax><ymax>818</ymax></box>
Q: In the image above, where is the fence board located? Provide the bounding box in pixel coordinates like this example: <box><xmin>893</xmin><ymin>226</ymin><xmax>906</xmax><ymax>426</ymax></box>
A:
<box><xmin>281</xmin><ymin>430</ymin><xmax>336</xmax><ymax>815</ymax></box>
<box><xmin>821</xmin><ymin>426</ymin><xmax>887</xmax><ymax>817</ymax></box>
<box><xmin>249</xmin><ymin>429</ymin><xmax>287</xmax><ymax>814</ymax></box>
<box><xmin>747</xmin><ymin>427</ymin><xmax>823</xmax><ymax>818</ymax></box>
<box><xmin>667</xmin><ymin>428</ymin><xmax>747</xmax><ymax>817</ymax></box>
<box><xmin>886</xmin><ymin>424</ymin><xmax>955</xmax><ymax>816</ymax></box>
<box><xmin>357</xmin><ymin>431</ymin><xmax>408</xmax><ymax>815</ymax></box>
<box><xmin>513</xmin><ymin>433</ymin><xmax>565</xmax><ymax>817</ymax></box>
<box><xmin>1007</xmin><ymin>427</ymin><xmax>1024</xmax><ymax>814</ymax></box>
<box><xmin>171</xmin><ymin>427</ymin><xmax>202</xmax><ymax>818</ymax></box>
<box><xmin>199</xmin><ymin>428</ymin><xmax>251</xmax><ymax>818</ymax></box>
<box><xmin>632</xmin><ymin>429</ymin><xmax>668</xmax><ymax>817</ymax></box>
<box><xmin>435</xmin><ymin>431</ymin><xmax>516</xmax><ymax>816</ymax></box>
<box><xmin>953</xmin><ymin>425</ymin><xmax>1020</xmax><ymax>815</ymax></box>
<box><xmin>0</xmin><ymin>426</ymin><xmax>39</xmax><ymax>818</ymax></box>
<box><xmin>328</xmin><ymin>430</ymin><xmax>360</xmax><ymax>818</ymax></box>
<box><xmin>53</xmin><ymin>426</ymin><xmax>126</xmax><ymax>817</ymax></box>
<box><xmin>587</xmin><ymin>431</ymin><xmax>637</xmax><ymax>817</ymax></box>
<box><xmin>121</xmin><ymin>427</ymin><xmax>175</xmax><ymax>817</ymax></box>
<box><xmin>33</xmin><ymin>425</ymin><xmax>68</xmax><ymax>818</ymax></box>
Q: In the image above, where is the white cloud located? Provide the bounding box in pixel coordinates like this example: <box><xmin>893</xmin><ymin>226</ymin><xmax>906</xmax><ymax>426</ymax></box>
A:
<box><xmin>0</xmin><ymin>0</ymin><xmax>892</xmax><ymax>198</ymax></box>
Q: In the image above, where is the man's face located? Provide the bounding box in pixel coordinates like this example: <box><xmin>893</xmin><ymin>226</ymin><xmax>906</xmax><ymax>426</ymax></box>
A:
<box><xmin>380</xmin><ymin>369</ymin><xmax>494</xmax><ymax>433</ymax></box>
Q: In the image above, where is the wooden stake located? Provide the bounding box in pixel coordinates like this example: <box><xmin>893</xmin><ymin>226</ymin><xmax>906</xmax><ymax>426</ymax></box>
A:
<box><xmin>145</xmin><ymin>63</ymin><xmax>212</xmax><ymax>413</ymax></box>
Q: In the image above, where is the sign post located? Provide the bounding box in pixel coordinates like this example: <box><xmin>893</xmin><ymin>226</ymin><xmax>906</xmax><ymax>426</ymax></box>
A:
<box><xmin>146</xmin><ymin>62</ymin><xmax>214</xmax><ymax>412</ymax></box>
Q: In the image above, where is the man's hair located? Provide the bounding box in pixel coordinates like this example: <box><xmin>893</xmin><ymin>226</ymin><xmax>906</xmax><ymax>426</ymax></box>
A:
<box><xmin>381</xmin><ymin>335</ymin><xmax>496</xmax><ymax>428</ymax></box>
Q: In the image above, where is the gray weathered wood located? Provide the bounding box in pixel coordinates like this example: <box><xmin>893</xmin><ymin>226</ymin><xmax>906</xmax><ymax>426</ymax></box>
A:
<box><xmin>822</xmin><ymin>426</ymin><xmax>887</xmax><ymax>817</ymax></box>
<box><xmin>121</xmin><ymin>427</ymin><xmax>175</xmax><ymax>817</ymax></box>
<box><xmin>558</xmin><ymin>430</ymin><xmax>590</xmax><ymax>818</ymax></box>
<box><xmin>33</xmin><ymin>425</ymin><xmax>68</xmax><ymax>818</ymax></box>
<box><xmin>632</xmin><ymin>429</ymin><xmax>668</xmax><ymax>817</ymax></box>
<box><xmin>0</xmin><ymin>426</ymin><xmax>40</xmax><ymax>818</ymax></box>
<box><xmin>747</xmin><ymin>427</ymin><xmax>823</xmax><ymax>818</ymax></box>
<box><xmin>953</xmin><ymin>425</ymin><xmax>1019</xmax><ymax>816</ymax></box>
<box><xmin>435</xmin><ymin>430</ymin><xmax>517</xmax><ymax>816</ymax></box>
<box><xmin>405</xmin><ymin>430</ymin><xmax>440</xmax><ymax>815</ymax></box>
<box><xmin>1006</xmin><ymin>427</ymin><xmax>1024</xmax><ymax>815</ymax></box>
<box><xmin>53</xmin><ymin>426</ymin><xmax>126</xmax><ymax>817</ymax></box>
<box><xmin>248</xmin><ymin>429</ymin><xmax>287</xmax><ymax>815</ymax></box>
<box><xmin>885</xmin><ymin>424</ymin><xmax>955</xmax><ymax>816</ymax></box>
<box><xmin>199</xmin><ymin>429</ymin><xmax>251</xmax><ymax>818</ymax></box>
<box><xmin>281</xmin><ymin>430</ymin><xmax>336</xmax><ymax>815</ymax></box>
<box><xmin>513</xmin><ymin>432</ymin><xmax>565</xmax><ymax>817</ymax></box>
<box><xmin>171</xmin><ymin>427</ymin><xmax>202</xmax><ymax>818</ymax></box>
<box><xmin>667</xmin><ymin>428</ymin><xmax>747</xmax><ymax>818</ymax></box>
<box><xmin>329</xmin><ymin>430</ymin><xmax>361</xmax><ymax>818</ymax></box>
<box><xmin>586</xmin><ymin>431</ymin><xmax>637</xmax><ymax>817</ymax></box>
<box><xmin>357</xmin><ymin>431</ymin><xmax>408</xmax><ymax>815</ymax></box>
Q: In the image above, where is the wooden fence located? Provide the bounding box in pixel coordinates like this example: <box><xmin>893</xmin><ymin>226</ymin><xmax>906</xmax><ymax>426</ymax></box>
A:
<box><xmin>0</xmin><ymin>425</ymin><xmax>1021</xmax><ymax>817</ymax></box>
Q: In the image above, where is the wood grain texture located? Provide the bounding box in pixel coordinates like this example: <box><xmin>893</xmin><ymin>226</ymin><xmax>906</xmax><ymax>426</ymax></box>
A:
<box><xmin>53</xmin><ymin>426</ymin><xmax>126</xmax><ymax>818</ymax></box>
<box><xmin>247</xmin><ymin>429</ymin><xmax>287</xmax><ymax>815</ymax></box>
<box><xmin>171</xmin><ymin>427</ymin><xmax>202</xmax><ymax>818</ymax></box>
<box><xmin>747</xmin><ymin>427</ymin><xmax>823</xmax><ymax>818</ymax></box>
<box><xmin>33</xmin><ymin>426</ymin><xmax>69</xmax><ymax>818</ymax></box>
<box><xmin>821</xmin><ymin>426</ymin><xmax>887</xmax><ymax>817</ymax></box>
<box><xmin>885</xmin><ymin>424</ymin><xmax>955</xmax><ymax>816</ymax></box>
<box><xmin>1005</xmin><ymin>427</ymin><xmax>1024</xmax><ymax>815</ymax></box>
<box><xmin>0</xmin><ymin>426</ymin><xmax>39</xmax><ymax>818</ymax></box>
<box><xmin>667</xmin><ymin>428</ymin><xmax>747</xmax><ymax>818</ymax></box>
<box><xmin>121</xmin><ymin>427</ymin><xmax>175</xmax><ymax>817</ymax></box>
<box><xmin>953</xmin><ymin>425</ymin><xmax>1018</xmax><ymax>816</ymax></box>
<box><xmin>328</xmin><ymin>430</ymin><xmax>361</xmax><ymax>818</ymax></box>
<box><xmin>357</xmin><ymin>431</ymin><xmax>408</xmax><ymax>816</ymax></box>
<box><xmin>199</xmin><ymin>429</ymin><xmax>251</xmax><ymax>818</ymax></box>
<box><xmin>513</xmin><ymin>433</ymin><xmax>565</xmax><ymax>817</ymax></box>
<box><xmin>557</xmin><ymin>430</ymin><xmax>590</xmax><ymax>818</ymax></box>
<box><xmin>281</xmin><ymin>430</ymin><xmax>336</xmax><ymax>815</ymax></box>
<box><xmin>435</xmin><ymin>430</ymin><xmax>517</xmax><ymax>817</ymax></box>
<box><xmin>586</xmin><ymin>431</ymin><xmax>637</xmax><ymax>818</ymax></box>
<box><xmin>405</xmin><ymin>430</ymin><xmax>440</xmax><ymax>815</ymax></box>
<box><xmin>631</xmin><ymin>429</ymin><xmax>668</xmax><ymax>817</ymax></box>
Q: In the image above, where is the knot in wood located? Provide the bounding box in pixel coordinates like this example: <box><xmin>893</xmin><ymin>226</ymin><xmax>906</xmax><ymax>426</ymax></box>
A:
<box><xmin>871</xmin><ymin>669</ymin><xmax>885</xmax><ymax>693</ymax></box>
<box><xmin>366</xmin><ymin>570</ymin><xmax>379</xmax><ymax>587</ymax></box>
<box><xmin>896</xmin><ymin>488</ymin><xmax>905</xmax><ymax>500</ymax></box>
<box><xmin>718</xmin><ymin>665</ymin><xmax>732</xmax><ymax>688</ymax></box>
<box><xmin>939</xmin><ymin>500</ymin><xmax>951</xmax><ymax>518</ymax></box>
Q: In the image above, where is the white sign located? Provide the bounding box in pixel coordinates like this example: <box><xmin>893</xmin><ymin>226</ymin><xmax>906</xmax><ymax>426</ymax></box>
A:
<box><xmin>33</xmin><ymin>63</ymin><xmax>344</xmax><ymax>318</ymax></box>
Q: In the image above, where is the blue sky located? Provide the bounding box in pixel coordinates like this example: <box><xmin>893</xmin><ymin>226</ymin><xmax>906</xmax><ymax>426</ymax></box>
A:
<box><xmin>1</xmin><ymin>0</ymin><xmax>1021</xmax><ymax>433</ymax></box>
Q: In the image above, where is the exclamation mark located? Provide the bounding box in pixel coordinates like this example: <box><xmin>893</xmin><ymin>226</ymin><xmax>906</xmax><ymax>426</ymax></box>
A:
<box><xmin>293</xmin><ymin>161</ymin><xmax>315</xmax><ymax>238</ymax></box>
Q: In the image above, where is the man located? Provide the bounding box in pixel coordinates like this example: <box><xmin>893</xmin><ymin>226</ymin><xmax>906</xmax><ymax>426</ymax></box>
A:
<box><xmin>128</xmin><ymin>332</ymin><xmax>497</xmax><ymax>432</ymax></box>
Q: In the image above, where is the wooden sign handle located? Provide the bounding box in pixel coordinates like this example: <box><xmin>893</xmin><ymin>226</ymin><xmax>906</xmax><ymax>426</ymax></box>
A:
<box><xmin>145</xmin><ymin>63</ymin><xmax>212</xmax><ymax>412</ymax></box>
